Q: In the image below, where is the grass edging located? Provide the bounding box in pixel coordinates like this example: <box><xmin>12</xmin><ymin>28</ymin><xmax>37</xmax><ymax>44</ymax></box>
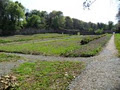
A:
<box><xmin>115</xmin><ymin>34</ymin><xmax>120</xmax><ymax>57</ymax></box>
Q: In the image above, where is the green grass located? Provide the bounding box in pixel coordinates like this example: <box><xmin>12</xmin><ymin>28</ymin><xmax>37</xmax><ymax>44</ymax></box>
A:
<box><xmin>13</xmin><ymin>61</ymin><xmax>85</xmax><ymax>89</ymax></box>
<box><xmin>0</xmin><ymin>35</ymin><xmax>108</xmax><ymax>57</ymax></box>
<box><xmin>0</xmin><ymin>33</ymin><xmax>68</xmax><ymax>43</ymax></box>
<box><xmin>0</xmin><ymin>53</ymin><xmax>21</xmax><ymax>62</ymax></box>
<box><xmin>79</xmin><ymin>34</ymin><xmax>111</xmax><ymax>57</ymax></box>
<box><xmin>115</xmin><ymin>34</ymin><xmax>120</xmax><ymax>56</ymax></box>
<box><xmin>65</xmin><ymin>34</ymin><xmax>111</xmax><ymax>57</ymax></box>
<box><xmin>0</xmin><ymin>36</ymin><xmax>82</xmax><ymax>56</ymax></box>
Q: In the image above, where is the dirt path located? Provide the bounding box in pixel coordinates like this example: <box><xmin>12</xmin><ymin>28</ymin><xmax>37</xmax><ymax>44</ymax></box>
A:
<box><xmin>0</xmin><ymin>60</ymin><xmax>25</xmax><ymax>76</ymax></box>
<box><xmin>68</xmin><ymin>34</ymin><xmax>120</xmax><ymax>90</ymax></box>
<box><xmin>0</xmin><ymin>34</ymin><xmax>120</xmax><ymax>90</ymax></box>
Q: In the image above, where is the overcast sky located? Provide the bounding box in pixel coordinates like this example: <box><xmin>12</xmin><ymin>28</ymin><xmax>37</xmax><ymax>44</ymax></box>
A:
<box><xmin>12</xmin><ymin>0</ymin><xmax>119</xmax><ymax>24</ymax></box>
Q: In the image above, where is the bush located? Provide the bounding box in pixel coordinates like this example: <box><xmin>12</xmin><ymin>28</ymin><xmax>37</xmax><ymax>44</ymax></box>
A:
<box><xmin>80</xmin><ymin>37</ymin><xmax>91</xmax><ymax>45</ymax></box>
<box><xmin>95</xmin><ymin>29</ymin><xmax>103</xmax><ymax>34</ymax></box>
<box><xmin>80</xmin><ymin>35</ymin><xmax>106</xmax><ymax>45</ymax></box>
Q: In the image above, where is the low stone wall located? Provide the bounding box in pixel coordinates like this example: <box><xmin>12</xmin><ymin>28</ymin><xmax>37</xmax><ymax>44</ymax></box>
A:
<box><xmin>15</xmin><ymin>28</ymin><xmax>81</xmax><ymax>35</ymax></box>
<box><xmin>5</xmin><ymin>28</ymin><xmax>113</xmax><ymax>35</ymax></box>
<box><xmin>15</xmin><ymin>28</ymin><xmax>55</xmax><ymax>35</ymax></box>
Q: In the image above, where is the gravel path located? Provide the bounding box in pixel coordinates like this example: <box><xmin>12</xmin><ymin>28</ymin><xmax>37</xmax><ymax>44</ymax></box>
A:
<box><xmin>68</xmin><ymin>34</ymin><xmax>120</xmax><ymax>90</ymax></box>
<box><xmin>0</xmin><ymin>60</ymin><xmax>25</xmax><ymax>76</ymax></box>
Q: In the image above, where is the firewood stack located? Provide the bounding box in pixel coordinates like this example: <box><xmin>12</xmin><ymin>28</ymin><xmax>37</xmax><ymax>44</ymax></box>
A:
<box><xmin>0</xmin><ymin>75</ymin><xmax>18</xmax><ymax>90</ymax></box>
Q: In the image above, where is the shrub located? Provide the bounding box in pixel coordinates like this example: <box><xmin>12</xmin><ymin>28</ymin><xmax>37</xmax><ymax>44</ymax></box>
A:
<box><xmin>95</xmin><ymin>29</ymin><xmax>103</xmax><ymax>34</ymax></box>
<box><xmin>80</xmin><ymin>34</ymin><xmax>106</xmax><ymax>45</ymax></box>
<box><xmin>80</xmin><ymin>37</ymin><xmax>91</xmax><ymax>45</ymax></box>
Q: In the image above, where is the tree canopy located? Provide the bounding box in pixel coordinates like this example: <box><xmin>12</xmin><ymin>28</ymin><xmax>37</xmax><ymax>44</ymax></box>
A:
<box><xmin>0</xmin><ymin>0</ymin><xmax>117</xmax><ymax>35</ymax></box>
<box><xmin>0</xmin><ymin>0</ymin><xmax>25</xmax><ymax>35</ymax></box>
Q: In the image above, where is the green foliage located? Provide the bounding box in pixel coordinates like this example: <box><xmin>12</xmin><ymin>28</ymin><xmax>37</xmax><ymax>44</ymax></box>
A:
<box><xmin>27</xmin><ymin>10</ymin><xmax>48</xmax><ymax>29</ymax></box>
<box><xmin>65</xmin><ymin>16</ymin><xmax>73</xmax><ymax>29</ymax></box>
<box><xmin>13</xmin><ymin>61</ymin><xmax>85</xmax><ymax>89</ymax></box>
<box><xmin>80</xmin><ymin>38</ymin><xmax>91</xmax><ymax>45</ymax></box>
<box><xmin>27</xmin><ymin>15</ymin><xmax>41</xmax><ymax>28</ymax></box>
<box><xmin>48</xmin><ymin>11</ymin><xmax>65</xmax><ymax>29</ymax></box>
<box><xmin>95</xmin><ymin>29</ymin><xmax>103</xmax><ymax>34</ymax></box>
<box><xmin>0</xmin><ymin>53</ymin><xmax>21</xmax><ymax>62</ymax></box>
<box><xmin>80</xmin><ymin>35</ymin><xmax>105</xmax><ymax>45</ymax></box>
<box><xmin>88</xmin><ymin>28</ymin><xmax>93</xmax><ymax>32</ymax></box>
<box><xmin>108</xmin><ymin>21</ymin><xmax>113</xmax><ymax>30</ymax></box>
<box><xmin>115</xmin><ymin>23</ymin><xmax>120</xmax><ymax>33</ymax></box>
<box><xmin>29</xmin><ymin>10</ymin><xmax>41</xmax><ymax>17</ymax></box>
<box><xmin>0</xmin><ymin>0</ymin><xmax>25</xmax><ymax>35</ymax></box>
<box><xmin>115</xmin><ymin>34</ymin><xmax>120</xmax><ymax>56</ymax></box>
<box><xmin>0</xmin><ymin>0</ymin><xmax>115</xmax><ymax>35</ymax></box>
<box><xmin>72</xmin><ymin>18</ymin><xmax>81</xmax><ymax>29</ymax></box>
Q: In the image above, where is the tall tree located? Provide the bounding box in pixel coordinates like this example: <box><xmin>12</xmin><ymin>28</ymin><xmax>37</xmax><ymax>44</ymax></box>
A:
<box><xmin>0</xmin><ymin>0</ymin><xmax>25</xmax><ymax>35</ymax></box>
<box><xmin>108</xmin><ymin>21</ymin><xmax>113</xmax><ymax>31</ymax></box>
<box><xmin>27</xmin><ymin>15</ymin><xmax>41</xmax><ymax>28</ymax></box>
<box><xmin>0</xmin><ymin>0</ymin><xmax>9</xmax><ymax>29</ymax></box>
<box><xmin>72</xmin><ymin>18</ymin><xmax>81</xmax><ymax>30</ymax></box>
<box><xmin>65</xmin><ymin>16</ymin><xmax>73</xmax><ymax>29</ymax></box>
<box><xmin>48</xmin><ymin>11</ymin><xmax>65</xmax><ymax>30</ymax></box>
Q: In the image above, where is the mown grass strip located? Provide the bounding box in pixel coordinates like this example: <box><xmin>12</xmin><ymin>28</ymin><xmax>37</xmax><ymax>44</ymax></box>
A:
<box><xmin>0</xmin><ymin>36</ymin><xmax>82</xmax><ymax>56</ymax></box>
<box><xmin>0</xmin><ymin>33</ymin><xmax>68</xmax><ymax>43</ymax></box>
<box><xmin>115</xmin><ymin>34</ymin><xmax>120</xmax><ymax>57</ymax></box>
<box><xmin>12</xmin><ymin>61</ymin><xmax>85</xmax><ymax>89</ymax></box>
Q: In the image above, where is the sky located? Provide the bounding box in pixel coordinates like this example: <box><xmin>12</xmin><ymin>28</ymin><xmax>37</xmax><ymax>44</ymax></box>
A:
<box><xmin>12</xmin><ymin>0</ymin><xmax>119</xmax><ymax>24</ymax></box>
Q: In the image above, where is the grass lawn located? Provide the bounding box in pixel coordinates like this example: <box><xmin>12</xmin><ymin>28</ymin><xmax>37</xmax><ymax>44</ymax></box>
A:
<box><xmin>0</xmin><ymin>53</ymin><xmax>21</xmax><ymax>62</ymax></box>
<box><xmin>0</xmin><ymin>33</ymin><xmax>68</xmax><ymax>43</ymax></box>
<box><xmin>13</xmin><ymin>61</ymin><xmax>85</xmax><ymax>89</ymax></box>
<box><xmin>115</xmin><ymin>34</ymin><xmax>120</xmax><ymax>56</ymax></box>
<box><xmin>0</xmin><ymin>34</ymin><xmax>110</xmax><ymax>57</ymax></box>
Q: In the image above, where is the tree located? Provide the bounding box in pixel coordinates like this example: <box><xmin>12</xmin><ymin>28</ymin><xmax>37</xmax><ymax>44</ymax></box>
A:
<box><xmin>27</xmin><ymin>15</ymin><xmax>41</xmax><ymax>28</ymax></box>
<box><xmin>47</xmin><ymin>11</ymin><xmax>65</xmax><ymax>30</ymax></box>
<box><xmin>117</xmin><ymin>8</ymin><xmax>120</xmax><ymax>21</ymax></box>
<box><xmin>72</xmin><ymin>18</ymin><xmax>81</xmax><ymax>30</ymax></box>
<box><xmin>95</xmin><ymin>29</ymin><xmax>103</xmax><ymax>34</ymax></box>
<box><xmin>65</xmin><ymin>16</ymin><xmax>73</xmax><ymax>29</ymax></box>
<box><xmin>40</xmin><ymin>11</ymin><xmax>48</xmax><ymax>29</ymax></box>
<box><xmin>27</xmin><ymin>10</ymin><xmax>48</xmax><ymax>29</ymax></box>
<box><xmin>116</xmin><ymin>7</ymin><xmax>120</xmax><ymax>32</ymax></box>
<box><xmin>0</xmin><ymin>0</ymin><xmax>113</xmax><ymax>35</ymax></box>
<box><xmin>0</xmin><ymin>0</ymin><xmax>25</xmax><ymax>35</ymax></box>
<box><xmin>108</xmin><ymin>21</ymin><xmax>113</xmax><ymax>31</ymax></box>
<box><xmin>0</xmin><ymin>0</ymin><xmax>9</xmax><ymax>30</ymax></box>
<box><xmin>29</xmin><ymin>10</ymin><xmax>41</xmax><ymax>17</ymax></box>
